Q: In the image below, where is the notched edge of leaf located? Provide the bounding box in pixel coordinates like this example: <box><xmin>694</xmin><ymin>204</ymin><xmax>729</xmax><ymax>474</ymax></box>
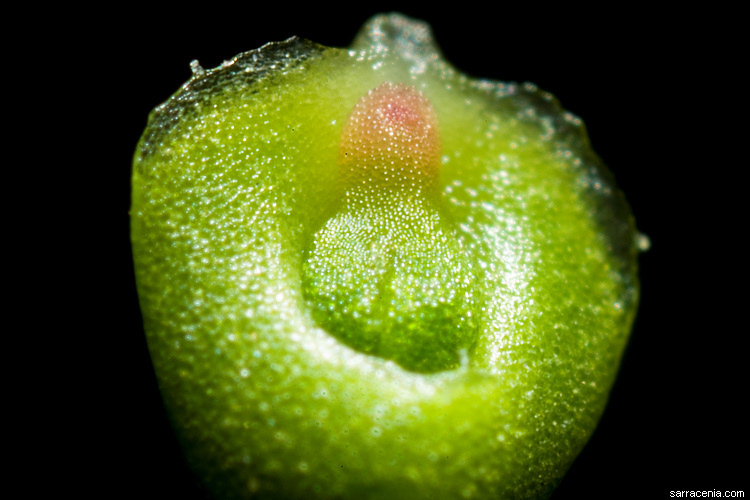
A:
<box><xmin>135</xmin><ymin>36</ymin><xmax>327</xmax><ymax>165</ymax></box>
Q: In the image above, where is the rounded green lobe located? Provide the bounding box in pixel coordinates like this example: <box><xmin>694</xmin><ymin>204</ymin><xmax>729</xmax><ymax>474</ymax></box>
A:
<box><xmin>132</xmin><ymin>13</ymin><xmax>640</xmax><ymax>500</ymax></box>
<box><xmin>303</xmin><ymin>188</ymin><xmax>479</xmax><ymax>373</ymax></box>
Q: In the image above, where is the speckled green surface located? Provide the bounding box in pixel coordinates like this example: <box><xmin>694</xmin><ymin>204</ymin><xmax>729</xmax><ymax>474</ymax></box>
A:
<box><xmin>132</xmin><ymin>13</ymin><xmax>640</xmax><ymax>500</ymax></box>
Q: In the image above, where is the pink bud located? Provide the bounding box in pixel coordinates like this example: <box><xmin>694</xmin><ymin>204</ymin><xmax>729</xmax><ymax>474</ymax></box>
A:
<box><xmin>339</xmin><ymin>82</ymin><xmax>441</xmax><ymax>190</ymax></box>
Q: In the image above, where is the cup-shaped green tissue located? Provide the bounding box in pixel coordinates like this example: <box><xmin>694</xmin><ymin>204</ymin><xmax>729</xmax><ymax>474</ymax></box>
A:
<box><xmin>132</xmin><ymin>13</ymin><xmax>643</xmax><ymax>500</ymax></box>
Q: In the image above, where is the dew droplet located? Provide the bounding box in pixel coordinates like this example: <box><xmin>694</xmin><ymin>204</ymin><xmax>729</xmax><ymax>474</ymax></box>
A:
<box><xmin>636</xmin><ymin>232</ymin><xmax>651</xmax><ymax>252</ymax></box>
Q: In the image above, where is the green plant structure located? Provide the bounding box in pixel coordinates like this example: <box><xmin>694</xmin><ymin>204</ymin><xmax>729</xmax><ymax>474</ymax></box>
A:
<box><xmin>131</xmin><ymin>13</ymin><xmax>643</xmax><ymax>500</ymax></box>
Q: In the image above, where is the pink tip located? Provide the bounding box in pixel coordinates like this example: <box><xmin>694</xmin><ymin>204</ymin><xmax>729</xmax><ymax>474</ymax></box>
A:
<box><xmin>339</xmin><ymin>82</ymin><xmax>441</xmax><ymax>189</ymax></box>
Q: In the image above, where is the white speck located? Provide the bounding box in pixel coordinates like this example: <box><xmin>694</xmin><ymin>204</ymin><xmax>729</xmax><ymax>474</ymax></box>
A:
<box><xmin>637</xmin><ymin>232</ymin><xmax>651</xmax><ymax>252</ymax></box>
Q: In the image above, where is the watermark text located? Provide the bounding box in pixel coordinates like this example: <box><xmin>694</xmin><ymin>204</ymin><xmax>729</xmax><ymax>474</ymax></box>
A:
<box><xmin>670</xmin><ymin>491</ymin><xmax>744</xmax><ymax>498</ymax></box>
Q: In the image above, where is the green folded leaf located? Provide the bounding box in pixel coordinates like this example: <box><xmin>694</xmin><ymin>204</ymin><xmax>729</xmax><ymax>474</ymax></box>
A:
<box><xmin>132</xmin><ymin>12</ymin><xmax>642</xmax><ymax>500</ymax></box>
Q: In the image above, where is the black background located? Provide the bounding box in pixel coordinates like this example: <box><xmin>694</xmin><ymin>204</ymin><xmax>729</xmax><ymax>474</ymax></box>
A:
<box><xmin>69</xmin><ymin>4</ymin><xmax>744</xmax><ymax>499</ymax></box>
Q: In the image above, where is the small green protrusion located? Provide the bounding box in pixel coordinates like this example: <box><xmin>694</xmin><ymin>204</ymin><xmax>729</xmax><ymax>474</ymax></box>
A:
<box><xmin>304</xmin><ymin>82</ymin><xmax>477</xmax><ymax>373</ymax></box>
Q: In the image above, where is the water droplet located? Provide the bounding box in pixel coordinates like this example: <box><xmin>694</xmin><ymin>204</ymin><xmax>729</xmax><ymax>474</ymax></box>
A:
<box><xmin>636</xmin><ymin>232</ymin><xmax>651</xmax><ymax>252</ymax></box>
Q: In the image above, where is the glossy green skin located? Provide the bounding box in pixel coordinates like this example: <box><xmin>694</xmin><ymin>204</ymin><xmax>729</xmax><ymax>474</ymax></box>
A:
<box><xmin>132</xmin><ymin>14</ymin><xmax>639</xmax><ymax>500</ymax></box>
